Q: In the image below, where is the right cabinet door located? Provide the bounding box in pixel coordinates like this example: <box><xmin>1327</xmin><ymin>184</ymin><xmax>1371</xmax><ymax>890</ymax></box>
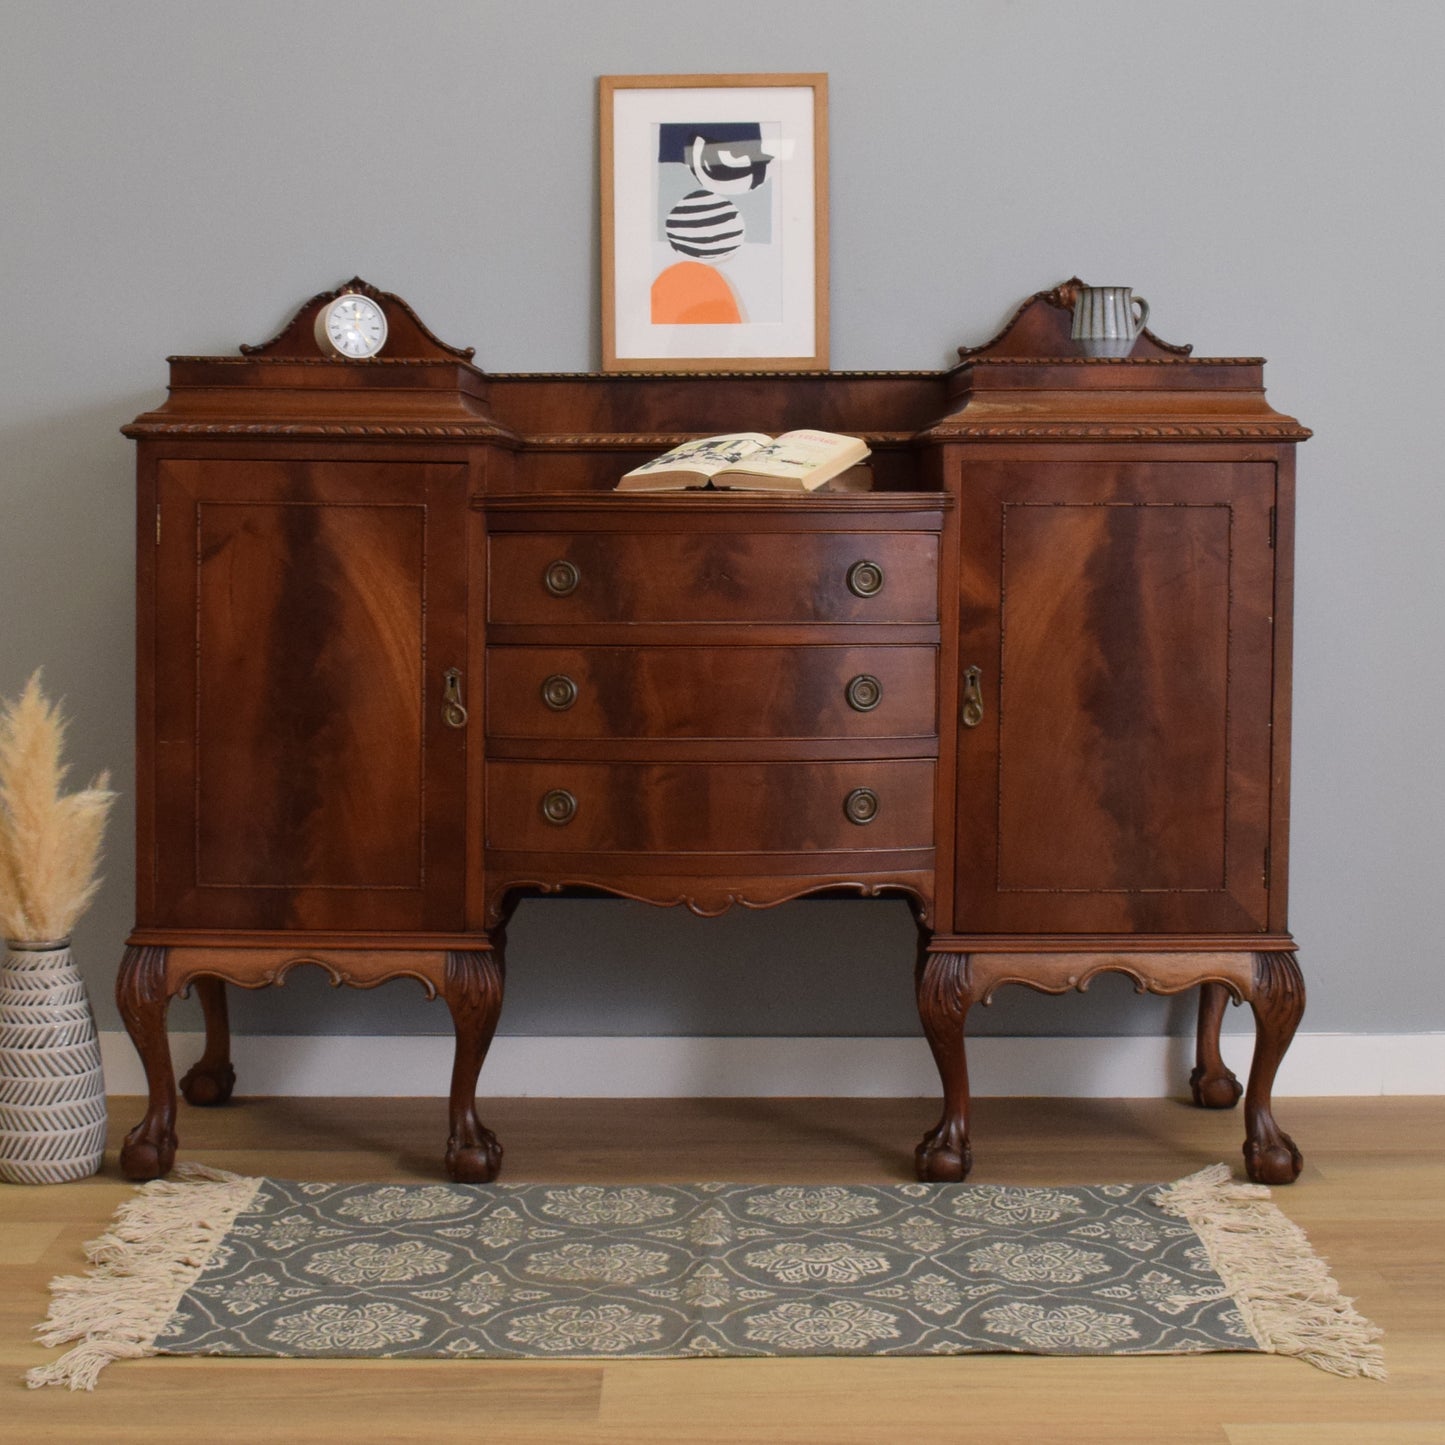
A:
<box><xmin>953</xmin><ymin>458</ymin><xmax>1276</xmax><ymax>935</ymax></box>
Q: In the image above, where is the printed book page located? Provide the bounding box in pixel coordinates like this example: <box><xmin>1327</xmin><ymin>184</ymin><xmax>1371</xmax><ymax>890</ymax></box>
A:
<box><xmin>722</xmin><ymin>430</ymin><xmax>870</xmax><ymax>486</ymax></box>
<box><xmin>617</xmin><ymin>430</ymin><xmax>869</xmax><ymax>492</ymax></box>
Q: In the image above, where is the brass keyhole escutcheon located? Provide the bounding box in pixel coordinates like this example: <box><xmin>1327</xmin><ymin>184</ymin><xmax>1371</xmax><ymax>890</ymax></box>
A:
<box><xmin>846</xmin><ymin>560</ymin><xmax>884</xmax><ymax>598</ymax></box>
<box><xmin>843</xmin><ymin>787</ymin><xmax>880</xmax><ymax>825</ymax></box>
<box><xmin>845</xmin><ymin>674</ymin><xmax>883</xmax><ymax>712</ymax></box>
<box><xmin>543</xmin><ymin>559</ymin><xmax>580</xmax><ymax>597</ymax></box>
<box><xmin>541</xmin><ymin>674</ymin><xmax>578</xmax><ymax>711</ymax></box>
<box><xmin>442</xmin><ymin>668</ymin><xmax>468</xmax><ymax>728</ymax></box>
<box><xmin>541</xmin><ymin>788</ymin><xmax>577</xmax><ymax>825</ymax></box>
<box><xmin>961</xmin><ymin>665</ymin><xmax>984</xmax><ymax>729</ymax></box>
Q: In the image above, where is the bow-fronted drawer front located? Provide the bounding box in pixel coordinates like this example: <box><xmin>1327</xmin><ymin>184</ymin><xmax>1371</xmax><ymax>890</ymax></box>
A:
<box><xmin>485</xmin><ymin>645</ymin><xmax>937</xmax><ymax>743</ymax></box>
<box><xmin>486</xmin><ymin>530</ymin><xmax>939</xmax><ymax>627</ymax></box>
<box><xmin>484</xmin><ymin>760</ymin><xmax>935</xmax><ymax>854</ymax></box>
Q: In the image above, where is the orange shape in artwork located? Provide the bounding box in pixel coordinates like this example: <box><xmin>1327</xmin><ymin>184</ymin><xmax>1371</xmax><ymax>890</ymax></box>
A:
<box><xmin>651</xmin><ymin>261</ymin><xmax>742</xmax><ymax>324</ymax></box>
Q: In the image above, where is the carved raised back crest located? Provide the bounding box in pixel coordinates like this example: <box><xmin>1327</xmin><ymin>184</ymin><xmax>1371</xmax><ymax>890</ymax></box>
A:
<box><xmin>239</xmin><ymin>276</ymin><xmax>478</xmax><ymax>363</ymax></box>
<box><xmin>956</xmin><ymin>277</ymin><xmax>1194</xmax><ymax>361</ymax></box>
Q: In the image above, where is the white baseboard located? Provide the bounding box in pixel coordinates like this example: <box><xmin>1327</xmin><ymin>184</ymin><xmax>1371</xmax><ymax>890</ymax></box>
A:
<box><xmin>98</xmin><ymin>1030</ymin><xmax>1444</xmax><ymax>1099</ymax></box>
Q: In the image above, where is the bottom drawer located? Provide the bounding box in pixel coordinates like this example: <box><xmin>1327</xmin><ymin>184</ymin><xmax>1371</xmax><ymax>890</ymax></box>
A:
<box><xmin>485</xmin><ymin>760</ymin><xmax>935</xmax><ymax>854</ymax></box>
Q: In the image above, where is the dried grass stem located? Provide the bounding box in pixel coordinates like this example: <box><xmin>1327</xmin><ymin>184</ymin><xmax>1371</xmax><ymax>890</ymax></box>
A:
<box><xmin>0</xmin><ymin>671</ymin><xmax>116</xmax><ymax>942</ymax></box>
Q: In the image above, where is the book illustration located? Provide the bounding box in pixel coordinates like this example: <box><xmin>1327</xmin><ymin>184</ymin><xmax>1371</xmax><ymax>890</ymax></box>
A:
<box><xmin>625</xmin><ymin>433</ymin><xmax>774</xmax><ymax>477</ymax></box>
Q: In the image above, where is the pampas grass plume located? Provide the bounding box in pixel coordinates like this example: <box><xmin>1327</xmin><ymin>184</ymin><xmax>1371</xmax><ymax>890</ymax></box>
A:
<box><xmin>0</xmin><ymin>671</ymin><xmax>117</xmax><ymax>942</ymax></box>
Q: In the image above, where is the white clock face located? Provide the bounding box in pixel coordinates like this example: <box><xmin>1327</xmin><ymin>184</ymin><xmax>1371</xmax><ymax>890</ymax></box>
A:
<box><xmin>318</xmin><ymin>294</ymin><xmax>387</xmax><ymax>359</ymax></box>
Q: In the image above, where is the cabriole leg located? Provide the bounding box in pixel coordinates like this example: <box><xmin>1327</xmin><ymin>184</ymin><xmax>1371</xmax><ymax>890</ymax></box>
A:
<box><xmin>1243</xmin><ymin>951</ymin><xmax>1305</xmax><ymax>1184</ymax></box>
<box><xmin>914</xmin><ymin>949</ymin><xmax>975</xmax><ymax>1181</ymax></box>
<box><xmin>1190</xmin><ymin>981</ymin><xmax>1244</xmax><ymax>1109</ymax></box>
<box><xmin>440</xmin><ymin>946</ymin><xmax>505</xmax><ymax>1183</ymax></box>
<box><xmin>116</xmin><ymin>945</ymin><xmax>178</xmax><ymax>1180</ymax></box>
<box><xmin>180</xmin><ymin>976</ymin><xmax>237</xmax><ymax>1106</ymax></box>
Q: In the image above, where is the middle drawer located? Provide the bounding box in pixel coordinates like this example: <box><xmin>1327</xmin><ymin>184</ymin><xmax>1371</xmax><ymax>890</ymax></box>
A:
<box><xmin>486</xmin><ymin>646</ymin><xmax>937</xmax><ymax>740</ymax></box>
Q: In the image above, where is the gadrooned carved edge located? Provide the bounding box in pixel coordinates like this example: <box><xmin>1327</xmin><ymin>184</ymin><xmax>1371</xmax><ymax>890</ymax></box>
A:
<box><xmin>486</xmin><ymin>369</ymin><xmax>941</xmax><ymax>380</ymax></box>
<box><xmin>165</xmin><ymin>356</ymin><xmax>479</xmax><ymax>368</ymax></box>
<box><xmin>239</xmin><ymin>277</ymin><xmax>477</xmax><ymax>360</ymax></box>
<box><xmin>965</xmin><ymin>355</ymin><xmax>1259</xmax><ymax>368</ymax></box>
<box><xmin>122</xmin><ymin>422</ymin><xmax>515</xmax><ymax>439</ymax></box>
<box><xmin>921</xmin><ymin>422</ymin><xmax>1313</xmax><ymax>441</ymax></box>
<box><xmin>485</xmin><ymin>878</ymin><xmax>932</xmax><ymax>928</ymax></box>
<box><xmin>126</xmin><ymin>418</ymin><xmax>1312</xmax><ymax>442</ymax></box>
<box><xmin>514</xmin><ymin>431</ymin><xmax>920</xmax><ymax>450</ymax></box>
<box><xmin>955</xmin><ymin>278</ymin><xmax>1195</xmax><ymax>361</ymax></box>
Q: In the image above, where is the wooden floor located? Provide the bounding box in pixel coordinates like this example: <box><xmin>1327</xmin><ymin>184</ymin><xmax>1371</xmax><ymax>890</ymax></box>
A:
<box><xmin>2</xmin><ymin>1094</ymin><xmax>1441</xmax><ymax>1444</ymax></box>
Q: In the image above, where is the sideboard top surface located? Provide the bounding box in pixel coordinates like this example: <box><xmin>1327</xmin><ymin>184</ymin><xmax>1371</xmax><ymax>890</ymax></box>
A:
<box><xmin>124</xmin><ymin>277</ymin><xmax>1307</xmax><ymax>447</ymax></box>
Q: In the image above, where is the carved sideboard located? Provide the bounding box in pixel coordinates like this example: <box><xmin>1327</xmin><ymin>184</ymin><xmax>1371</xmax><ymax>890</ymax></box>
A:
<box><xmin>117</xmin><ymin>279</ymin><xmax>1310</xmax><ymax>1186</ymax></box>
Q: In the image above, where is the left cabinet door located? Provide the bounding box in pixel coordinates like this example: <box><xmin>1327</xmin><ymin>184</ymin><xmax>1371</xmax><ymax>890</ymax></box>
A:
<box><xmin>147</xmin><ymin>458</ymin><xmax>469</xmax><ymax>931</ymax></box>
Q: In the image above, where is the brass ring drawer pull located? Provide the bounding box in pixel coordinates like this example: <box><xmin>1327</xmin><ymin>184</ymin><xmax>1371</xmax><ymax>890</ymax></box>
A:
<box><xmin>442</xmin><ymin>668</ymin><xmax>468</xmax><ymax>728</ymax></box>
<box><xmin>845</xmin><ymin>674</ymin><xmax>883</xmax><ymax>712</ymax></box>
<box><xmin>961</xmin><ymin>665</ymin><xmax>984</xmax><ymax>729</ymax></box>
<box><xmin>843</xmin><ymin>787</ymin><xmax>879</xmax><ymax>825</ymax></box>
<box><xmin>846</xmin><ymin>560</ymin><xmax>884</xmax><ymax>597</ymax></box>
<box><xmin>541</xmin><ymin>674</ymin><xmax>578</xmax><ymax>711</ymax></box>
<box><xmin>543</xmin><ymin>559</ymin><xmax>580</xmax><ymax>597</ymax></box>
<box><xmin>541</xmin><ymin>788</ymin><xmax>577</xmax><ymax>825</ymax></box>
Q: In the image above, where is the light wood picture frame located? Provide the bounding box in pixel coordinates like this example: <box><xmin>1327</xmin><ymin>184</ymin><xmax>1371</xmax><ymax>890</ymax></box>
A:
<box><xmin>599</xmin><ymin>73</ymin><xmax>829</xmax><ymax>372</ymax></box>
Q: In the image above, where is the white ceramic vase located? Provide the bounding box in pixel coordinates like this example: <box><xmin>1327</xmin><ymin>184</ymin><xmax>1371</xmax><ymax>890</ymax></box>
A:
<box><xmin>0</xmin><ymin>939</ymin><xmax>107</xmax><ymax>1183</ymax></box>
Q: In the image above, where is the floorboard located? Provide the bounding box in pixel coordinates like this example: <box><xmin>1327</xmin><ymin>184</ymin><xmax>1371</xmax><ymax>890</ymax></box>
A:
<box><xmin>3</xmin><ymin>1095</ymin><xmax>1441</xmax><ymax>1443</ymax></box>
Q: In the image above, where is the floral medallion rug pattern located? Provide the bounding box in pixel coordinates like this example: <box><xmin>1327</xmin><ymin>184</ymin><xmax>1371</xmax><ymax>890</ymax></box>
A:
<box><xmin>27</xmin><ymin>1164</ymin><xmax>1384</xmax><ymax>1388</ymax></box>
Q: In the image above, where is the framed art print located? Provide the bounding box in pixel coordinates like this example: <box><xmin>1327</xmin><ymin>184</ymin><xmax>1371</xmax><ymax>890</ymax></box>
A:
<box><xmin>600</xmin><ymin>73</ymin><xmax>829</xmax><ymax>372</ymax></box>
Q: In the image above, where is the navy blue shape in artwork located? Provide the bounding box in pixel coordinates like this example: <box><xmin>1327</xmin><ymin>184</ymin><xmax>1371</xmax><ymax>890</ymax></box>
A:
<box><xmin>657</xmin><ymin>122</ymin><xmax>763</xmax><ymax>162</ymax></box>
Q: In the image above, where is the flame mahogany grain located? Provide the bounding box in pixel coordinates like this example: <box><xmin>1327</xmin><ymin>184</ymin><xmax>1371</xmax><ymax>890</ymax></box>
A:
<box><xmin>118</xmin><ymin>279</ymin><xmax>1307</xmax><ymax>1183</ymax></box>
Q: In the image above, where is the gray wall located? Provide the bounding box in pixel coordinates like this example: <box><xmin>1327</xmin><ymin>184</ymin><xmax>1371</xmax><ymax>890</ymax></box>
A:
<box><xmin>3</xmin><ymin>1</ymin><xmax>1442</xmax><ymax>1041</ymax></box>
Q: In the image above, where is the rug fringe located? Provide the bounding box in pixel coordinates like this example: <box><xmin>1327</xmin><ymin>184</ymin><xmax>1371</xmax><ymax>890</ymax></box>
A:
<box><xmin>1153</xmin><ymin>1164</ymin><xmax>1386</xmax><ymax>1380</ymax></box>
<box><xmin>25</xmin><ymin>1162</ymin><xmax>262</xmax><ymax>1390</ymax></box>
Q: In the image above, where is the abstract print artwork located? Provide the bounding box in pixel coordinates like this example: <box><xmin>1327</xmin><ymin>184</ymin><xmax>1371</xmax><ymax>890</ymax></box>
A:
<box><xmin>601</xmin><ymin>75</ymin><xmax>828</xmax><ymax>371</ymax></box>
<box><xmin>653</xmin><ymin>122</ymin><xmax>774</xmax><ymax>326</ymax></box>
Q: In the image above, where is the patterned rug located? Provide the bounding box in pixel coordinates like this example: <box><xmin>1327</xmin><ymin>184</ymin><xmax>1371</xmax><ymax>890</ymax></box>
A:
<box><xmin>27</xmin><ymin>1164</ymin><xmax>1383</xmax><ymax>1388</ymax></box>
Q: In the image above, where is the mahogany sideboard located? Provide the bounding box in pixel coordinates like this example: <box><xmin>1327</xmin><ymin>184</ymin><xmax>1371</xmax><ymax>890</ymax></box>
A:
<box><xmin>117</xmin><ymin>278</ymin><xmax>1310</xmax><ymax>1185</ymax></box>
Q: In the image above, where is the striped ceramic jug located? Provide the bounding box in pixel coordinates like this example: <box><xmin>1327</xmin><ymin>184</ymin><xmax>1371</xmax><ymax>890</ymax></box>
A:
<box><xmin>1070</xmin><ymin>286</ymin><xmax>1150</xmax><ymax>358</ymax></box>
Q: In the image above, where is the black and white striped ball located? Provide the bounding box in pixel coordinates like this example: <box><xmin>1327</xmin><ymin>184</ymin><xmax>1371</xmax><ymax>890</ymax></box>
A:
<box><xmin>665</xmin><ymin>190</ymin><xmax>743</xmax><ymax>262</ymax></box>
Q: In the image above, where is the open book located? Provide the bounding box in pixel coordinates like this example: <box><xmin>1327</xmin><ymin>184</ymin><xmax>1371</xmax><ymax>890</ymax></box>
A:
<box><xmin>616</xmin><ymin>430</ymin><xmax>872</xmax><ymax>493</ymax></box>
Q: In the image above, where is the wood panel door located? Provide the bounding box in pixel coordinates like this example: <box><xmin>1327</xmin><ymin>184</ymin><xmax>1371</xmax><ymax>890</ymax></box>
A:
<box><xmin>952</xmin><ymin>458</ymin><xmax>1277</xmax><ymax>935</ymax></box>
<box><xmin>148</xmin><ymin>458</ymin><xmax>468</xmax><ymax>931</ymax></box>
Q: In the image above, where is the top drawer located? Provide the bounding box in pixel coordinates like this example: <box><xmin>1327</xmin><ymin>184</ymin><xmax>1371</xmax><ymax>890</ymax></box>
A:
<box><xmin>487</xmin><ymin>530</ymin><xmax>940</xmax><ymax>626</ymax></box>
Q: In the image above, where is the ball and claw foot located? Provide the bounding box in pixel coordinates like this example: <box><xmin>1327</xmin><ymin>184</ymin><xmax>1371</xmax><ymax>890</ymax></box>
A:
<box><xmin>180</xmin><ymin>1060</ymin><xmax>237</xmax><ymax>1108</ymax></box>
<box><xmin>1245</xmin><ymin>1129</ymin><xmax>1303</xmax><ymax>1185</ymax></box>
<box><xmin>915</xmin><ymin>1125</ymin><xmax>972</xmax><ymax>1182</ymax></box>
<box><xmin>1190</xmin><ymin>1063</ymin><xmax>1244</xmax><ymax>1110</ymax></box>
<box><xmin>120</xmin><ymin>1121</ymin><xmax>177</xmax><ymax>1181</ymax></box>
<box><xmin>446</xmin><ymin>1129</ymin><xmax>503</xmax><ymax>1183</ymax></box>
